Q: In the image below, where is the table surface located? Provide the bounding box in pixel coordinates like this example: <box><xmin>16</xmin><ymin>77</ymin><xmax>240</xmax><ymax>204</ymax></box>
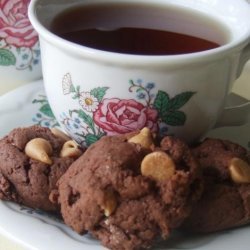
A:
<box><xmin>0</xmin><ymin>62</ymin><xmax>249</xmax><ymax>250</ymax></box>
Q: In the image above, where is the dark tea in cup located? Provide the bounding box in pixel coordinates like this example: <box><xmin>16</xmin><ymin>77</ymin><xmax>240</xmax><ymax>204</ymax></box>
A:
<box><xmin>50</xmin><ymin>3</ymin><xmax>228</xmax><ymax>55</ymax></box>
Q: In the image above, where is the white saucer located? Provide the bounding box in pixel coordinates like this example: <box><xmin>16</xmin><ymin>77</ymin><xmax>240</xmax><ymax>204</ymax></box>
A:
<box><xmin>0</xmin><ymin>80</ymin><xmax>250</xmax><ymax>250</ymax></box>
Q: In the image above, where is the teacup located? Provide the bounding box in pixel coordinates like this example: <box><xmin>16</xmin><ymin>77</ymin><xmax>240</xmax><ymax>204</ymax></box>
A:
<box><xmin>0</xmin><ymin>0</ymin><xmax>42</xmax><ymax>95</ymax></box>
<box><xmin>29</xmin><ymin>0</ymin><xmax>250</xmax><ymax>147</ymax></box>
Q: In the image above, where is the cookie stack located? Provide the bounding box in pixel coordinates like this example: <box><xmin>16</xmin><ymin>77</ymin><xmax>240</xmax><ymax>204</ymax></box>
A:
<box><xmin>0</xmin><ymin>126</ymin><xmax>250</xmax><ymax>250</ymax></box>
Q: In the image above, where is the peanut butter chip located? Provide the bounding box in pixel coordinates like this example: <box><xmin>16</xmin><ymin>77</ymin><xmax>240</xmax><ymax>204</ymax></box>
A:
<box><xmin>60</xmin><ymin>140</ymin><xmax>82</xmax><ymax>159</ymax></box>
<box><xmin>101</xmin><ymin>190</ymin><xmax>117</xmax><ymax>217</ymax></box>
<box><xmin>25</xmin><ymin>138</ymin><xmax>53</xmax><ymax>165</ymax></box>
<box><xmin>128</xmin><ymin>127</ymin><xmax>154</xmax><ymax>150</ymax></box>
<box><xmin>229</xmin><ymin>157</ymin><xmax>250</xmax><ymax>184</ymax></box>
<box><xmin>141</xmin><ymin>151</ymin><xmax>175</xmax><ymax>181</ymax></box>
<box><xmin>51</xmin><ymin>127</ymin><xmax>71</xmax><ymax>141</ymax></box>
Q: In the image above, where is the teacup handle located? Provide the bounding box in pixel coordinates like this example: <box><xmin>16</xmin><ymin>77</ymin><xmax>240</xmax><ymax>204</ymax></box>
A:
<box><xmin>215</xmin><ymin>41</ymin><xmax>250</xmax><ymax>128</ymax></box>
<box><xmin>215</xmin><ymin>94</ymin><xmax>250</xmax><ymax>128</ymax></box>
<box><xmin>237</xmin><ymin>42</ymin><xmax>250</xmax><ymax>78</ymax></box>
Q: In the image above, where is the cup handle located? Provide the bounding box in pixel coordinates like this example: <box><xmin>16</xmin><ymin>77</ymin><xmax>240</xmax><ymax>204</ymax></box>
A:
<box><xmin>215</xmin><ymin>94</ymin><xmax>250</xmax><ymax>128</ymax></box>
<box><xmin>215</xmin><ymin>41</ymin><xmax>250</xmax><ymax>128</ymax></box>
<box><xmin>237</xmin><ymin>42</ymin><xmax>250</xmax><ymax>78</ymax></box>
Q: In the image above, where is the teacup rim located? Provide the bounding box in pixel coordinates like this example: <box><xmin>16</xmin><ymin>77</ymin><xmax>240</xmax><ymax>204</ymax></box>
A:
<box><xmin>29</xmin><ymin>0</ymin><xmax>250</xmax><ymax>67</ymax></box>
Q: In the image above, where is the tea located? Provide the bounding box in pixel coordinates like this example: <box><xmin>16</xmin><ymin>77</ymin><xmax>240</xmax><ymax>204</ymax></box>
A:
<box><xmin>51</xmin><ymin>3</ymin><xmax>229</xmax><ymax>55</ymax></box>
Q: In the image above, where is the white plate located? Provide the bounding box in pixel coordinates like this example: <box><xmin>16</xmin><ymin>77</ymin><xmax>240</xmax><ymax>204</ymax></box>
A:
<box><xmin>0</xmin><ymin>80</ymin><xmax>250</xmax><ymax>250</ymax></box>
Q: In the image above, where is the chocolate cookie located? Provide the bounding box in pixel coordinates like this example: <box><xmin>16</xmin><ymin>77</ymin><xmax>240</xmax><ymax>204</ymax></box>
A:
<box><xmin>57</xmin><ymin>128</ymin><xmax>203</xmax><ymax>250</ymax></box>
<box><xmin>0</xmin><ymin>126</ymin><xmax>82</xmax><ymax>212</ymax></box>
<box><xmin>182</xmin><ymin>138</ymin><xmax>250</xmax><ymax>233</ymax></box>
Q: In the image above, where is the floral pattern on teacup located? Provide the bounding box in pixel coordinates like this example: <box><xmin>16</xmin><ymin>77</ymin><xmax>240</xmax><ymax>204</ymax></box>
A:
<box><xmin>0</xmin><ymin>0</ymin><xmax>40</xmax><ymax>70</ymax></box>
<box><xmin>93</xmin><ymin>98</ymin><xmax>158</xmax><ymax>135</ymax></box>
<box><xmin>60</xmin><ymin>73</ymin><xmax>196</xmax><ymax>147</ymax></box>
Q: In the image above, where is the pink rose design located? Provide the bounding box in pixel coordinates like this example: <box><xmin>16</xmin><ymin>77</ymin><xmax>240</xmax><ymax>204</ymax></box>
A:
<box><xmin>0</xmin><ymin>0</ymin><xmax>38</xmax><ymax>47</ymax></box>
<box><xmin>93</xmin><ymin>98</ymin><xmax>158</xmax><ymax>135</ymax></box>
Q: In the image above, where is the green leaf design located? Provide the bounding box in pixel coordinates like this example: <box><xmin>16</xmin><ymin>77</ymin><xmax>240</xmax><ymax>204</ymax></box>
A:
<box><xmin>32</xmin><ymin>99</ymin><xmax>47</xmax><ymax>104</ymax></box>
<box><xmin>70</xmin><ymin>84</ymin><xmax>76</xmax><ymax>93</ymax></box>
<box><xmin>39</xmin><ymin>104</ymin><xmax>55</xmax><ymax>118</ymax></box>
<box><xmin>162</xmin><ymin>111</ymin><xmax>186</xmax><ymax>126</ymax></box>
<box><xmin>153</xmin><ymin>90</ymin><xmax>170</xmax><ymax>115</ymax></box>
<box><xmin>168</xmin><ymin>92</ymin><xmax>196</xmax><ymax>110</ymax></box>
<box><xmin>85</xmin><ymin>134</ymin><xmax>100</xmax><ymax>146</ymax></box>
<box><xmin>0</xmin><ymin>49</ymin><xmax>16</xmax><ymax>66</ymax></box>
<box><xmin>90</xmin><ymin>87</ymin><xmax>109</xmax><ymax>102</ymax></box>
<box><xmin>129</xmin><ymin>79</ymin><xmax>134</xmax><ymax>86</ymax></box>
<box><xmin>136</xmin><ymin>88</ymin><xmax>143</xmax><ymax>93</ymax></box>
<box><xmin>78</xmin><ymin>110</ymin><xmax>95</xmax><ymax>130</ymax></box>
<box><xmin>72</xmin><ymin>94</ymin><xmax>79</xmax><ymax>100</ymax></box>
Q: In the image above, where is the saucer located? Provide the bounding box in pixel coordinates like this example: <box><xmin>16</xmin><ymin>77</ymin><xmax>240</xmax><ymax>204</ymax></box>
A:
<box><xmin>0</xmin><ymin>80</ymin><xmax>250</xmax><ymax>250</ymax></box>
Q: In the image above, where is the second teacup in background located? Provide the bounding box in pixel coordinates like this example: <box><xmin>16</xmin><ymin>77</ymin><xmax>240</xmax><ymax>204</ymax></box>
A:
<box><xmin>0</xmin><ymin>0</ymin><xmax>41</xmax><ymax>94</ymax></box>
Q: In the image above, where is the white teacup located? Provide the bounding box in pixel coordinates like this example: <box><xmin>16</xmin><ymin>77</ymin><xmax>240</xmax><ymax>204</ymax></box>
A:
<box><xmin>0</xmin><ymin>0</ymin><xmax>42</xmax><ymax>95</ymax></box>
<box><xmin>29</xmin><ymin>0</ymin><xmax>250</xmax><ymax>146</ymax></box>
